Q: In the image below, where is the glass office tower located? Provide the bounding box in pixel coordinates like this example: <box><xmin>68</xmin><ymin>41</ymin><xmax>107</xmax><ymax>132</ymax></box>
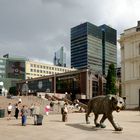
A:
<box><xmin>54</xmin><ymin>47</ymin><xmax>66</xmax><ymax>67</ymax></box>
<box><xmin>71</xmin><ymin>22</ymin><xmax>117</xmax><ymax>75</ymax></box>
<box><xmin>0</xmin><ymin>55</ymin><xmax>26</xmax><ymax>93</ymax></box>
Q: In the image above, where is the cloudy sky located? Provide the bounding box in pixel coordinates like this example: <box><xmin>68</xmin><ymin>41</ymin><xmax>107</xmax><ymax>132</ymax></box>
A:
<box><xmin>0</xmin><ymin>0</ymin><xmax>140</xmax><ymax>67</ymax></box>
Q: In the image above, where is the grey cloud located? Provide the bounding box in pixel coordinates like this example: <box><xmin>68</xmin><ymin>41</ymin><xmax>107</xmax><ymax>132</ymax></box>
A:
<box><xmin>0</xmin><ymin>0</ymin><xmax>139</xmax><ymax>67</ymax></box>
<box><xmin>41</xmin><ymin>0</ymin><xmax>80</xmax><ymax>7</ymax></box>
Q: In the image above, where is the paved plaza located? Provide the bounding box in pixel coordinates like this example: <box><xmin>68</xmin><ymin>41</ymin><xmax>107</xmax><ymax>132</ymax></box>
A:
<box><xmin>0</xmin><ymin>111</ymin><xmax>140</xmax><ymax>140</ymax></box>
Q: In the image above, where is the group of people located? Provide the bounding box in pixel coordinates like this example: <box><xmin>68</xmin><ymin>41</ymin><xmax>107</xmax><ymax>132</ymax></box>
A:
<box><xmin>6</xmin><ymin>98</ymin><xmax>57</xmax><ymax>126</ymax></box>
<box><xmin>6</xmin><ymin>96</ymin><xmax>70</xmax><ymax>126</ymax></box>
<box><xmin>7</xmin><ymin>98</ymin><xmax>41</xmax><ymax>126</ymax></box>
<box><xmin>7</xmin><ymin>98</ymin><xmax>22</xmax><ymax>120</ymax></box>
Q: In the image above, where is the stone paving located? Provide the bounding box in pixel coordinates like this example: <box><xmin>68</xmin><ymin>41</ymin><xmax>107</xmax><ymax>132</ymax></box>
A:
<box><xmin>0</xmin><ymin>111</ymin><xmax>140</xmax><ymax>140</ymax></box>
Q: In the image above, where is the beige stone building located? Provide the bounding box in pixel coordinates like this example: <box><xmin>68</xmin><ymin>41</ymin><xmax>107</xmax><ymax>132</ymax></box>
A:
<box><xmin>119</xmin><ymin>21</ymin><xmax>140</xmax><ymax>108</ymax></box>
<box><xmin>26</xmin><ymin>60</ymin><xmax>76</xmax><ymax>79</ymax></box>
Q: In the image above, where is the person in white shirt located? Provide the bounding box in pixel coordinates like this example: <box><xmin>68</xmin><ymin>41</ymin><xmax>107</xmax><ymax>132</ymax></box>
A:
<box><xmin>7</xmin><ymin>103</ymin><xmax>12</xmax><ymax>120</ymax></box>
<box><xmin>32</xmin><ymin>103</ymin><xmax>40</xmax><ymax>125</ymax></box>
<box><xmin>18</xmin><ymin>97</ymin><xmax>22</xmax><ymax>104</ymax></box>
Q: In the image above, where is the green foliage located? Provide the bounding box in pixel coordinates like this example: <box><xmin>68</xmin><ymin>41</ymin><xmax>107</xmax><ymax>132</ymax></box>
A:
<box><xmin>106</xmin><ymin>63</ymin><xmax>117</xmax><ymax>95</ymax></box>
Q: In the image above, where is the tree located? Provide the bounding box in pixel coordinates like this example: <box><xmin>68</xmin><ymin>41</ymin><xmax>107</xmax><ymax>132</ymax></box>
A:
<box><xmin>9</xmin><ymin>86</ymin><xmax>17</xmax><ymax>96</ymax></box>
<box><xmin>106</xmin><ymin>63</ymin><xmax>117</xmax><ymax>95</ymax></box>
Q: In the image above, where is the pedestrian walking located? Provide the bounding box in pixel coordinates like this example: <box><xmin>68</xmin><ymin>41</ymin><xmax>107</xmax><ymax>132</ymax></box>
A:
<box><xmin>33</xmin><ymin>103</ymin><xmax>40</xmax><ymax>125</ymax></box>
<box><xmin>18</xmin><ymin>97</ymin><xmax>22</xmax><ymax>104</ymax></box>
<box><xmin>21</xmin><ymin>105</ymin><xmax>28</xmax><ymax>126</ymax></box>
<box><xmin>61</xmin><ymin>103</ymin><xmax>68</xmax><ymax>122</ymax></box>
<box><xmin>14</xmin><ymin>103</ymin><xmax>20</xmax><ymax>119</ymax></box>
<box><xmin>7</xmin><ymin>103</ymin><xmax>12</xmax><ymax>120</ymax></box>
<box><xmin>50</xmin><ymin>101</ymin><xmax>54</xmax><ymax>111</ymax></box>
<box><xmin>30</xmin><ymin>103</ymin><xmax>34</xmax><ymax>116</ymax></box>
<box><xmin>45</xmin><ymin>104</ymin><xmax>50</xmax><ymax>116</ymax></box>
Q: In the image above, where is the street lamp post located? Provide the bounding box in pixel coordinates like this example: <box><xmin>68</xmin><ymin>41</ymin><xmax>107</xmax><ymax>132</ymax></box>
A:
<box><xmin>21</xmin><ymin>81</ymin><xmax>28</xmax><ymax>96</ymax></box>
<box><xmin>54</xmin><ymin>74</ymin><xmax>56</xmax><ymax>95</ymax></box>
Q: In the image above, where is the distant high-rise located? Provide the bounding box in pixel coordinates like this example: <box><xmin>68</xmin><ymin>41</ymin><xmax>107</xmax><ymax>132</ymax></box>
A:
<box><xmin>71</xmin><ymin>22</ymin><xmax>117</xmax><ymax>75</ymax></box>
<box><xmin>54</xmin><ymin>47</ymin><xmax>66</xmax><ymax>67</ymax></box>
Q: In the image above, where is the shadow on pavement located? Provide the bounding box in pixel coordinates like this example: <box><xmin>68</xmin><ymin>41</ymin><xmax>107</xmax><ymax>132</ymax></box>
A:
<box><xmin>8</xmin><ymin>123</ymin><xmax>21</xmax><ymax>126</ymax></box>
<box><xmin>66</xmin><ymin>123</ymin><xmax>119</xmax><ymax>133</ymax></box>
<box><xmin>8</xmin><ymin>123</ymin><xmax>35</xmax><ymax>126</ymax></box>
<box><xmin>66</xmin><ymin>123</ymin><xmax>98</xmax><ymax>131</ymax></box>
<box><xmin>112</xmin><ymin>131</ymin><xmax>123</xmax><ymax>134</ymax></box>
<box><xmin>49</xmin><ymin>120</ymin><xmax>62</xmax><ymax>122</ymax></box>
<box><xmin>127</xmin><ymin>121</ymin><xmax>140</xmax><ymax>123</ymax></box>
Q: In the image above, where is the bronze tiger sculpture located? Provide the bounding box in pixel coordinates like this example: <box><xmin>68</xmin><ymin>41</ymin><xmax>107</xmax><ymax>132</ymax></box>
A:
<box><xmin>85</xmin><ymin>95</ymin><xmax>126</xmax><ymax>131</ymax></box>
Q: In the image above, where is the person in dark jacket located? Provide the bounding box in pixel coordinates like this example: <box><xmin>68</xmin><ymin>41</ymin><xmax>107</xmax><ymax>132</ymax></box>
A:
<box><xmin>14</xmin><ymin>103</ymin><xmax>20</xmax><ymax>119</ymax></box>
<box><xmin>21</xmin><ymin>105</ymin><xmax>28</xmax><ymax>126</ymax></box>
<box><xmin>61</xmin><ymin>103</ymin><xmax>68</xmax><ymax>122</ymax></box>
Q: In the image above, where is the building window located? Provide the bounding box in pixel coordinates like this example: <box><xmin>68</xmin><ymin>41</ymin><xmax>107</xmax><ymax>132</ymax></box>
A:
<box><xmin>0</xmin><ymin>65</ymin><xmax>5</xmax><ymax>68</ymax></box>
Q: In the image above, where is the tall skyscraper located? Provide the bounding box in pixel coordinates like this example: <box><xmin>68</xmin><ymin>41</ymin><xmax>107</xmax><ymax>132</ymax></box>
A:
<box><xmin>54</xmin><ymin>47</ymin><xmax>66</xmax><ymax>67</ymax></box>
<box><xmin>71</xmin><ymin>22</ymin><xmax>117</xmax><ymax>75</ymax></box>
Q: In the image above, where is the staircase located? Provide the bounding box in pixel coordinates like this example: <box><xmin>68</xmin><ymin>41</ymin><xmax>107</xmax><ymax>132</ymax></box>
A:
<box><xmin>0</xmin><ymin>96</ymin><xmax>62</xmax><ymax>117</ymax></box>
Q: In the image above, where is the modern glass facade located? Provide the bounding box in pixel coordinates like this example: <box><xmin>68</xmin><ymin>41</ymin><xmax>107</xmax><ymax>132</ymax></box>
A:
<box><xmin>71</xmin><ymin>23</ymin><xmax>88</xmax><ymax>68</ymax></box>
<box><xmin>0</xmin><ymin>58</ymin><xmax>6</xmax><ymax>78</ymax></box>
<box><xmin>54</xmin><ymin>46</ymin><xmax>66</xmax><ymax>67</ymax></box>
<box><xmin>17</xmin><ymin>69</ymin><xmax>106</xmax><ymax>99</ymax></box>
<box><xmin>6</xmin><ymin>59</ymin><xmax>25</xmax><ymax>79</ymax></box>
<box><xmin>0</xmin><ymin>56</ymin><xmax>26</xmax><ymax>92</ymax></box>
<box><xmin>0</xmin><ymin>58</ymin><xmax>6</xmax><ymax>95</ymax></box>
<box><xmin>71</xmin><ymin>22</ymin><xmax>117</xmax><ymax>75</ymax></box>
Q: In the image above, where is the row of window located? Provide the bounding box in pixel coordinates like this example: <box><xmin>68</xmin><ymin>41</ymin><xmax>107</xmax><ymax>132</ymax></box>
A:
<box><xmin>30</xmin><ymin>69</ymin><xmax>58</xmax><ymax>74</ymax></box>
<box><xmin>30</xmin><ymin>68</ymin><xmax>70</xmax><ymax>73</ymax></box>
<box><xmin>30</xmin><ymin>64</ymin><xmax>69</xmax><ymax>72</ymax></box>
<box><xmin>30</xmin><ymin>64</ymin><xmax>54</xmax><ymax>69</ymax></box>
<box><xmin>0</xmin><ymin>65</ymin><xmax>5</xmax><ymax>68</ymax></box>
<box><xmin>0</xmin><ymin>70</ymin><xmax>5</xmax><ymax>73</ymax></box>
<box><xmin>26</xmin><ymin>73</ymin><xmax>50</xmax><ymax>79</ymax></box>
<box><xmin>27</xmin><ymin>73</ymin><xmax>48</xmax><ymax>76</ymax></box>
<box><xmin>0</xmin><ymin>60</ymin><xmax>4</xmax><ymax>63</ymax></box>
